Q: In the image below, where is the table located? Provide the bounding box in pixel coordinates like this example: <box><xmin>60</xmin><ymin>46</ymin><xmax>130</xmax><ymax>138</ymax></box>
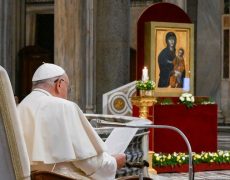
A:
<box><xmin>133</xmin><ymin>103</ymin><xmax>218</xmax><ymax>153</ymax></box>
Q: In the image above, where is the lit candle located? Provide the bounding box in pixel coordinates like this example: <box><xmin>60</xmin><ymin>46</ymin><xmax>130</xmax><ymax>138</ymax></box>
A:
<box><xmin>142</xmin><ymin>67</ymin><xmax>149</xmax><ymax>82</ymax></box>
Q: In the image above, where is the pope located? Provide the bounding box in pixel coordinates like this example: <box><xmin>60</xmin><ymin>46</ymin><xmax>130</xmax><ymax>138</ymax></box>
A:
<box><xmin>17</xmin><ymin>63</ymin><xmax>126</xmax><ymax>180</ymax></box>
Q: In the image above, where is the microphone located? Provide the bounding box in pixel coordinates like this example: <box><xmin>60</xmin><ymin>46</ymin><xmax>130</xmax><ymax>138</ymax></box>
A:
<box><xmin>96</xmin><ymin>119</ymin><xmax>127</xmax><ymax>127</ymax></box>
<box><xmin>96</xmin><ymin>119</ymin><xmax>153</xmax><ymax>128</ymax></box>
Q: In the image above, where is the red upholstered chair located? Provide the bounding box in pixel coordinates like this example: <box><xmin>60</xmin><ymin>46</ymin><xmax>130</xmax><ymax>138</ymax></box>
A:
<box><xmin>0</xmin><ymin>65</ymin><xmax>75</xmax><ymax>180</ymax></box>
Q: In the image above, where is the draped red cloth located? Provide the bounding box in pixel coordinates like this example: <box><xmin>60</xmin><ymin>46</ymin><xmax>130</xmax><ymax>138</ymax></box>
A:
<box><xmin>133</xmin><ymin>101</ymin><xmax>218</xmax><ymax>153</ymax></box>
<box><xmin>134</xmin><ymin>3</ymin><xmax>217</xmax><ymax>153</ymax></box>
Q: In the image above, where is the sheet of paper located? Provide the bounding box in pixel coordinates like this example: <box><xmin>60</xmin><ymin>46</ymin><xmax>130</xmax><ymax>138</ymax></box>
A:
<box><xmin>104</xmin><ymin>119</ymin><xmax>152</xmax><ymax>155</ymax></box>
<box><xmin>105</xmin><ymin>127</ymin><xmax>138</xmax><ymax>155</ymax></box>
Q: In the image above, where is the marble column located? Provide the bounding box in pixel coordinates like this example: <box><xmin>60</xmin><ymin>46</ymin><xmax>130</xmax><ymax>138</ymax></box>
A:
<box><xmin>85</xmin><ymin>0</ymin><xmax>96</xmax><ymax>113</ymax></box>
<box><xmin>55</xmin><ymin>0</ymin><xmax>87</xmax><ymax>109</ymax></box>
<box><xmin>196</xmin><ymin>1</ymin><xmax>222</xmax><ymax>109</ymax></box>
<box><xmin>163</xmin><ymin>0</ymin><xmax>187</xmax><ymax>12</ymax></box>
<box><xmin>0</xmin><ymin>0</ymin><xmax>25</xmax><ymax>92</ymax></box>
<box><xmin>0</xmin><ymin>0</ymin><xmax>24</xmax><ymax>179</ymax></box>
<box><xmin>96</xmin><ymin>0</ymin><xmax>130</xmax><ymax>113</ymax></box>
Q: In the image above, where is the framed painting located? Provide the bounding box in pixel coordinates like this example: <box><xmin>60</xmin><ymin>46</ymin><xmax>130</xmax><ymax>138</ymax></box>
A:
<box><xmin>145</xmin><ymin>22</ymin><xmax>194</xmax><ymax>96</ymax></box>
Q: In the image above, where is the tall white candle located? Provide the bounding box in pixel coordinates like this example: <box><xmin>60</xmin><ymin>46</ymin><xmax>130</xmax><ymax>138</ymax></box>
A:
<box><xmin>142</xmin><ymin>67</ymin><xmax>149</xmax><ymax>82</ymax></box>
<box><xmin>183</xmin><ymin>78</ymin><xmax>190</xmax><ymax>92</ymax></box>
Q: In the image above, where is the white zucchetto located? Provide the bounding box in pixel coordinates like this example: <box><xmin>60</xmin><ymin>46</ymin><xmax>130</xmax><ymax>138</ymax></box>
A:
<box><xmin>32</xmin><ymin>63</ymin><xmax>65</xmax><ymax>82</ymax></box>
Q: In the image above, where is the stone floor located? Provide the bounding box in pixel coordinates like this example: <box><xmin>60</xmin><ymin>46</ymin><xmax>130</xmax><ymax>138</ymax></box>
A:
<box><xmin>153</xmin><ymin>126</ymin><xmax>230</xmax><ymax>180</ymax></box>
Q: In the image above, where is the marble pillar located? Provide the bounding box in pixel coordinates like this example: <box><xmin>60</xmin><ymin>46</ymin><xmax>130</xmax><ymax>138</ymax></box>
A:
<box><xmin>96</xmin><ymin>0</ymin><xmax>130</xmax><ymax>113</ymax></box>
<box><xmin>55</xmin><ymin>0</ymin><xmax>87</xmax><ymax>109</ymax></box>
<box><xmin>196</xmin><ymin>1</ymin><xmax>222</xmax><ymax>113</ymax></box>
<box><xmin>186</xmin><ymin>1</ymin><xmax>198</xmax><ymax>92</ymax></box>
<box><xmin>187</xmin><ymin>0</ymin><xmax>198</xmax><ymax>25</ymax></box>
<box><xmin>163</xmin><ymin>0</ymin><xmax>187</xmax><ymax>12</ymax></box>
<box><xmin>85</xmin><ymin>0</ymin><xmax>96</xmax><ymax>113</ymax></box>
<box><xmin>0</xmin><ymin>1</ymin><xmax>24</xmax><ymax>179</ymax></box>
<box><xmin>0</xmin><ymin>0</ymin><xmax>25</xmax><ymax>92</ymax></box>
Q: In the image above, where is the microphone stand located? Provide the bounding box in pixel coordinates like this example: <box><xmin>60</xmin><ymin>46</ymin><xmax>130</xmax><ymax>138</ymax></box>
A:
<box><xmin>96</xmin><ymin>120</ymin><xmax>194</xmax><ymax>180</ymax></box>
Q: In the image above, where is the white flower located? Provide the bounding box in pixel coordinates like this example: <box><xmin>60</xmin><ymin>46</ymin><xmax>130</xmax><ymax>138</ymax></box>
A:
<box><xmin>179</xmin><ymin>93</ymin><xmax>195</xmax><ymax>108</ymax></box>
<box><xmin>185</xmin><ymin>93</ymin><xmax>190</xmax><ymax>97</ymax></box>
<box><xmin>191</xmin><ymin>96</ymin><xmax>195</xmax><ymax>102</ymax></box>
<box><xmin>218</xmin><ymin>150</ymin><xmax>224</xmax><ymax>155</ymax></box>
<box><xmin>209</xmin><ymin>153</ymin><xmax>214</xmax><ymax>157</ymax></box>
<box><xmin>167</xmin><ymin>154</ymin><xmax>171</xmax><ymax>159</ymax></box>
<box><xmin>180</xmin><ymin>93</ymin><xmax>194</xmax><ymax>101</ymax></box>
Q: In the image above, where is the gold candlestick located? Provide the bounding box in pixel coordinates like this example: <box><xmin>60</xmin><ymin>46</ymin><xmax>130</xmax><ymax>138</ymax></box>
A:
<box><xmin>131</xmin><ymin>95</ymin><xmax>157</xmax><ymax>175</ymax></box>
<box><xmin>131</xmin><ymin>96</ymin><xmax>157</xmax><ymax>119</ymax></box>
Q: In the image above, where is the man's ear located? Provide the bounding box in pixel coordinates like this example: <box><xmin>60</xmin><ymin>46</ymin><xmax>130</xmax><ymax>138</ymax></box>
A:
<box><xmin>54</xmin><ymin>79</ymin><xmax>61</xmax><ymax>93</ymax></box>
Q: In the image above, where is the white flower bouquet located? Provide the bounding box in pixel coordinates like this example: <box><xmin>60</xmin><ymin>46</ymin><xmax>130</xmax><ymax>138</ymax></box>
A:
<box><xmin>179</xmin><ymin>92</ymin><xmax>195</xmax><ymax>108</ymax></box>
<box><xmin>152</xmin><ymin>150</ymin><xmax>230</xmax><ymax>167</ymax></box>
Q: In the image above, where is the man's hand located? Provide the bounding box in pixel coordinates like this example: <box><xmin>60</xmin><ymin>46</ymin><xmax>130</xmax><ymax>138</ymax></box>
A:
<box><xmin>113</xmin><ymin>153</ymin><xmax>126</xmax><ymax>169</ymax></box>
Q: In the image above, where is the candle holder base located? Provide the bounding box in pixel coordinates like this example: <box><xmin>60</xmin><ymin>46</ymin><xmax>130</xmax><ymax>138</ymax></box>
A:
<box><xmin>131</xmin><ymin>96</ymin><xmax>157</xmax><ymax>119</ymax></box>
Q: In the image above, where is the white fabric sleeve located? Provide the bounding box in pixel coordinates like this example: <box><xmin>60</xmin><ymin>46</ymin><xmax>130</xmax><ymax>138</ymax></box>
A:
<box><xmin>72</xmin><ymin>152</ymin><xmax>117</xmax><ymax>180</ymax></box>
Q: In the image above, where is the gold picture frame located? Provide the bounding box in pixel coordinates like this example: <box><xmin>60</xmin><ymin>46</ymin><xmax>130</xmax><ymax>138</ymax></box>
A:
<box><xmin>145</xmin><ymin>22</ymin><xmax>194</xmax><ymax>97</ymax></box>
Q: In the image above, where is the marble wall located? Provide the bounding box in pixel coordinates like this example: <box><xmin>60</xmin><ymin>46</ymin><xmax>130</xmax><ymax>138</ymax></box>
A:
<box><xmin>0</xmin><ymin>0</ymin><xmax>25</xmax><ymax>92</ymax></box>
<box><xmin>55</xmin><ymin>0</ymin><xmax>87</xmax><ymax>109</ymax></box>
<box><xmin>0</xmin><ymin>1</ymin><xmax>13</xmax><ymax>83</ymax></box>
<box><xmin>196</xmin><ymin>1</ymin><xmax>222</xmax><ymax>103</ymax></box>
<box><xmin>196</xmin><ymin>0</ymin><xmax>225</xmax><ymax>123</ymax></box>
<box><xmin>0</xmin><ymin>1</ymin><xmax>25</xmax><ymax>177</ymax></box>
<box><xmin>163</xmin><ymin>0</ymin><xmax>187</xmax><ymax>11</ymax></box>
<box><xmin>96</xmin><ymin>0</ymin><xmax>130</xmax><ymax>113</ymax></box>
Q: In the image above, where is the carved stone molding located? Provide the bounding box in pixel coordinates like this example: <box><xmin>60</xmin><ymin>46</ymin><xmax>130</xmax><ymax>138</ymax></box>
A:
<box><xmin>103</xmin><ymin>81</ymin><xmax>136</xmax><ymax>116</ymax></box>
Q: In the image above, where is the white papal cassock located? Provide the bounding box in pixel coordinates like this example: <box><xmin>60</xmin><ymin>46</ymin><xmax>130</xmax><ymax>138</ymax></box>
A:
<box><xmin>18</xmin><ymin>88</ymin><xmax>117</xmax><ymax>180</ymax></box>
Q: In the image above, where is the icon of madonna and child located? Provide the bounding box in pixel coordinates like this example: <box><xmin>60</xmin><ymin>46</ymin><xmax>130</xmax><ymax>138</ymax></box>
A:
<box><xmin>158</xmin><ymin>31</ymin><xmax>186</xmax><ymax>88</ymax></box>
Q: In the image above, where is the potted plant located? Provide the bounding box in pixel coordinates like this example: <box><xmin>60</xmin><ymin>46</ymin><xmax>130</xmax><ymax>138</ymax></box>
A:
<box><xmin>136</xmin><ymin>80</ymin><xmax>156</xmax><ymax>96</ymax></box>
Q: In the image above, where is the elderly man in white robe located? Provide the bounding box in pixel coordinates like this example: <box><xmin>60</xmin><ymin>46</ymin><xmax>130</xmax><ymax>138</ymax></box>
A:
<box><xmin>17</xmin><ymin>63</ymin><xmax>126</xmax><ymax>180</ymax></box>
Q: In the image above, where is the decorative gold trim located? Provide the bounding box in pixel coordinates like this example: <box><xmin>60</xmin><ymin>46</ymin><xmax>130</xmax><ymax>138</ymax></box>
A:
<box><xmin>131</xmin><ymin>96</ymin><xmax>157</xmax><ymax>119</ymax></box>
<box><xmin>113</xmin><ymin>98</ymin><xmax>126</xmax><ymax>111</ymax></box>
<box><xmin>145</xmin><ymin>22</ymin><xmax>194</xmax><ymax>96</ymax></box>
<box><xmin>0</xmin><ymin>68</ymin><xmax>25</xmax><ymax>180</ymax></box>
<box><xmin>148</xmin><ymin>151</ymin><xmax>157</xmax><ymax>175</ymax></box>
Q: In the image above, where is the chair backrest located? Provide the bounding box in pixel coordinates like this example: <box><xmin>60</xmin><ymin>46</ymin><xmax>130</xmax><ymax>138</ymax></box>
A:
<box><xmin>0</xmin><ymin>66</ymin><xmax>30</xmax><ymax>180</ymax></box>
